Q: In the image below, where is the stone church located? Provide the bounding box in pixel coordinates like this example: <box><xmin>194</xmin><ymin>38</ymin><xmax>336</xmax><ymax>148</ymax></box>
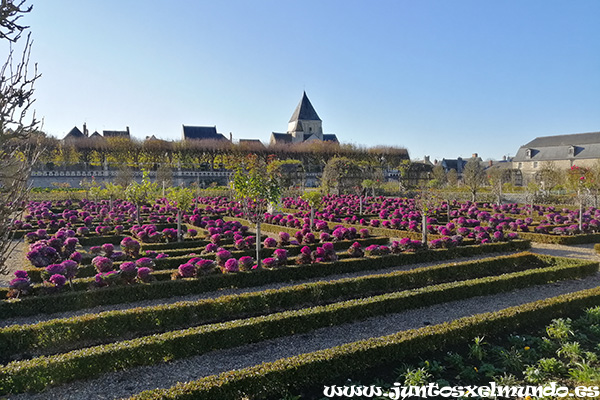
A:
<box><xmin>270</xmin><ymin>92</ymin><xmax>338</xmax><ymax>145</ymax></box>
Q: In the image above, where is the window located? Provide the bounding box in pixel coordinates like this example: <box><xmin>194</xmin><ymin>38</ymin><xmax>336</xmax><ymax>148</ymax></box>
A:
<box><xmin>518</xmin><ymin>163</ymin><xmax>522</xmax><ymax>169</ymax></box>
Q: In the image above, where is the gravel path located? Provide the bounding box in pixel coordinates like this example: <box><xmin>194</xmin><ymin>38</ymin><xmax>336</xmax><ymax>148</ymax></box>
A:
<box><xmin>7</xmin><ymin>270</ymin><xmax>600</xmax><ymax>400</ymax></box>
<box><xmin>0</xmin><ymin>240</ymin><xmax>25</xmax><ymax>288</ymax></box>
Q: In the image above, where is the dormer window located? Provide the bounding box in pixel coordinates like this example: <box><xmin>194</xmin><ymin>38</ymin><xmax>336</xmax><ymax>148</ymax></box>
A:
<box><xmin>568</xmin><ymin>145</ymin><xmax>575</xmax><ymax>156</ymax></box>
<box><xmin>526</xmin><ymin>148</ymin><xmax>533</xmax><ymax>158</ymax></box>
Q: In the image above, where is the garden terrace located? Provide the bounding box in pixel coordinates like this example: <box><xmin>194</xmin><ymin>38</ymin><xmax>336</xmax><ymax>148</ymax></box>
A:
<box><xmin>0</xmin><ymin>253</ymin><xmax>596</xmax><ymax>395</ymax></box>
<box><xmin>5</xmin><ymin>240</ymin><xmax>529</xmax><ymax>318</ymax></box>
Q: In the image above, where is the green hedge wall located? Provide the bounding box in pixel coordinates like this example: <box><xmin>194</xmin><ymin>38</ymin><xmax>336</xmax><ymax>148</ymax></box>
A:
<box><xmin>0</xmin><ymin>252</ymin><xmax>569</xmax><ymax>359</ymax></box>
<box><xmin>518</xmin><ymin>231</ymin><xmax>600</xmax><ymax>245</ymax></box>
<box><xmin>127</xmin><ymin>285</ymin><xmax>600</xmax><ymax>400</ymax></box>
<box><xmin>0</xmin><ymin>258</ymin><xmax>594</xmax><ymax>395</ymax></box>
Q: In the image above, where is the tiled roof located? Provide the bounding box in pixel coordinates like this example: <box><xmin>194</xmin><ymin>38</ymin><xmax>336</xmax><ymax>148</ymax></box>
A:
<box><xmin>289</xmin><ymin>91</ymin><xmax>321</xmax><ymax>122</ymax></box>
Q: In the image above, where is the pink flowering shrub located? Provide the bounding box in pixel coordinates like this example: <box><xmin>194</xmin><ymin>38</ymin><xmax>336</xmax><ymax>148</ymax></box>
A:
<box><xmin>263</xmin><ymin>237</ymin><xmax>277</xmax><ymax>248</ymax></box>
<box><xmin>92</xmin><ymin>256</ymin><xmax>114</xmax><ymax>273</ymax></box>
<box><xmin>222</xmin><ymin>258</ymin><xmax>239</xmax><ymax>273</ymax></box>
<box><xmin>238</xmin><ymin>256</ymin><xmax>254</xmax><ymax>271</ymax></box>
<box><xmin>8</xmin><ymin>270</ymin><xmax>33</xmax><ymax>298</ymax></box>
<box><xmin>347</xmin><ymin>242</ymin><xmax>364</xmax><ymax>257</ymax></box>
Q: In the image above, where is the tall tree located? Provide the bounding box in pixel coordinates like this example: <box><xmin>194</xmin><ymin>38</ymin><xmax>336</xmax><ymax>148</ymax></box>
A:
<box><xmin>0</xmin><ymin>1</ymin><xmax>41</xmax><ymax>275</ymax></box>
<box><xmin>462</xmin><ymin>159</ymin><xmax>486</xmax><ymax>202</ymax></box>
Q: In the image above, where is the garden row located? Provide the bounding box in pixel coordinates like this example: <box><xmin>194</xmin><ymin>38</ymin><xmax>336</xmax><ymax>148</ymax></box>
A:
<box><xmin>0</xmin><ymin>252</ymin><xmax>595</xmax><ymax>395</ymax></box>
<box><xmin>2</xmin><ymin>240</ymin><xmax>529</xmax><ymax>318</ymax></box>
<box><xmin>127</xmin><ymin>281</ymin><xmax>600</xmax><ymax>399</ymax></box>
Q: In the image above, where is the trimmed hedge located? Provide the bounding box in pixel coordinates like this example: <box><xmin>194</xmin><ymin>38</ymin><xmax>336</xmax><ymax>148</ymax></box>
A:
<box><xmin>0</xmin><ymin>252</ymin><xmax>569</xmax><ymax>359</ymax></box>
<box><xmin>0</xmin><ymin>258</ymin><xmax>595</xmax><ymax>395</ymax></box>
<box><xmin>127</xmin><ymin>285</ymin><xmax>600</xmax><ymax>400</ymax></box>
<box><xmin>2</xmin><ymin>240</ymin><xmax>530</xmax><ymax>318</ymax></box>
<box><xmin>518</xmin><ymin>231</ymin><xmax>600</xmax><ymax>245</ymax></box>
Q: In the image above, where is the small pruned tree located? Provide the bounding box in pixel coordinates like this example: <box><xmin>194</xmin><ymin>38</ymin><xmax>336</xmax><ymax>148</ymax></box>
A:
<box><xmin>321</xmin><ymin>156</ymin><xmax>362</xmax><ymax>195</ymax></box>
<box><xmin>167</xmin><ymin>186</ymin><xmax>194</xmax><ymax>242</ymax></box>
<box><xmin>125</xmin><ymin>171</ymin><xmax>158</xmax><ymax>224</ymax></box>
<box><xmin>487</xmin><ymin>168</ymin><xmax>508</xmax><ymax>205</ymax></box>
<box><xmin>301</xmin><ymin>190</ymin><xmax>322</xmax><ymax>231</ymax></box>
<box><xmin>103</xmin><ymin>182</ymin><xmax>122</xmax><ymax>209</ymax></box>
<box><xmin>446</xmin><ymin>168</ymin><xmax>459</xmax><ymax>187</ymax></box>
<box><xmin>231</xmin><ymin>154</ymin><xmax>281</xmax><ymax>269</ymax></box>
<box><xmin>462</xmin><ymin>159</ymin><xmax>486</xmax><ymax>202</ymax></box>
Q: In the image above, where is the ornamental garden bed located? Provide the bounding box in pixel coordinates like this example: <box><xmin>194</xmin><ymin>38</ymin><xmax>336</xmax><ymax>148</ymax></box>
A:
<box><xmin>0</xmin><ymin>252</ymin><xmax>594</xmax><ymax>395</ymax></box>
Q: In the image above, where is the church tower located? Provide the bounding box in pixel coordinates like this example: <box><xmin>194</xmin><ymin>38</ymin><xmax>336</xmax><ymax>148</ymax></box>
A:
<box><xmin>287</xmin><ymin>91</ymin><xmax>323</xmax><ymax>143</ymax></box>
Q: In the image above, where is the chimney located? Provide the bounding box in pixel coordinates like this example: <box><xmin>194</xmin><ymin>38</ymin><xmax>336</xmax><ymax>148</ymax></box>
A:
<box><xmin>229</xmin><ymin>132</ymin><xmax>233</xmax><ymax>142</ymax></box>
<box><xmin>503</xmin><ymin>155</ymin><xmax>507</xmax><ymax>161</ymax></box>
<box><xmin>472</xmin><ymin>153</ymin><xmax>478</xmax><ymax>159</ymax></box>
<box><xmin>424</xmin><ymin>155</ymin><xmax>430</xmax><ymax>164</ymax></box>
<box><xmin>489</xmin><ymin>160</ymin><xmax>493</xmax><ymax>167</ymax></box>
<box><xmin>126</xmin><ymin>126</ymin><xmax>130</xmax><ymax>136</ymax></box>
<box><xmin>434</xmin><ymin>159</ymin><xmax>438</xmax><ymax>165</ymax></box>
<box><xmin>83</xmin><ymin>123</ymin><xmax>88</xmax><ymax>137</ymax></box>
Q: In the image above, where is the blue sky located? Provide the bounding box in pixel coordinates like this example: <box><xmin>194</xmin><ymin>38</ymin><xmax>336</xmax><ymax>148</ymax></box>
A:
<box><xmin>24</xmin><ymin>0</ymin><xmax>600</xmax><ymax>162</ymax></box>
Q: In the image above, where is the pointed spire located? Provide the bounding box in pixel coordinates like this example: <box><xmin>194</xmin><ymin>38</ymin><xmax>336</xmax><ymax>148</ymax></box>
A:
<box><xmin>289</xmin><ymin>91</ymin><xmax>321</xmax><ymax>122</ymax></box>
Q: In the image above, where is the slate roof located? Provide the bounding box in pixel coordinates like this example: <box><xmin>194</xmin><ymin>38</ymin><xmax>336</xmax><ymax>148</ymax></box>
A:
<box><xmin>513</xmin><ymin>131</ymin><xmax>600</xmax><ymax>162</ymax></box>
<box><xmin>523</xmin><ymin>131</ymin><xmax>600</xmax><ymax>147</ymax></box>
<box><xmin>63</xmin><ymin>127</ymin><xmax>84</xmax><ymax>141</ymax></box>
<box><xmin>103</xmin><ymin>129</ymin><xmax>130</xmax><ymax>138</ymax></box>
<box><xmin>270</xmin><ymin>132</ymin><xmax>292</xmax><ymax>145</ymax></box>
<box><xmin>182</xmin><ymin>125</ymin><xmax>228</xmax><ymax>141</ymax></box>
<box><xmin>440</xmin><ymin>158</ymin><xmax>467</xmax><ymax>173</ymax></box>
<box><xmin>289</xmin><ymin>91</ymin><xmax>321</xmax><ymax>122</ymax></box>
<box><xmin>322</xmin><ymin>134</ymin><xmax>338</xmax><ymax>143</ymax></box>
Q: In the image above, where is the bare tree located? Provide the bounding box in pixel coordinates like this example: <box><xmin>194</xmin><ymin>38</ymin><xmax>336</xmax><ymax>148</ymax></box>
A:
<box><xmin>0</xmin><ymin>0</ymin><xmax>41</xmax><ymax>275</ymax></box>
<box><xmin>462</xmin><ymin>158</ymin><xmax>486</xmax><ymax>202</ymax></box>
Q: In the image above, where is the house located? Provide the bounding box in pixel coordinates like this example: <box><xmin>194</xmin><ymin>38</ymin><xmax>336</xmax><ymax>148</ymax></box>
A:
<box><xmin>513</xmin><ymin>131</ymin><xmax>600</xmax><ymax>179</ymax></box>
<box><xmin>270</xmin><ymin>92</ymin><xmax>339</xmax><ymax>146</ymax></box>
<box><xmin>103</xmin><ymin>127</ymin><xmax>130</xmax><ymax>139</ymax></box>
<box><xmin>182</xmin><ymin>125</ymin><xmax>229</xmax><ymax>141</ymax></box>
<box><xmin>239</xmin><ymin>139</ymin><xmax>265</xmax><ymax>149</ymax></box>
<box><xmin>63</xmin><ymin>126</ymin><xmax>86</xmax><ymax>143</ymax></box>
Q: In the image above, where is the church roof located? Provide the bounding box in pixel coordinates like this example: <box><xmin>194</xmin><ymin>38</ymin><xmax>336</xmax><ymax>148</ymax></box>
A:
<box><xmin>322</xmin><ymin>134</ymin><xmax>339</xmax><ymax>143</ymax></box>
<box><xmin>182</xmin><ymin>125</ymin><xmax>228</xmax><ymax>141</ymax></box>
<box><xmin>289</xmin><ymin>91</ymin><xmax>321</xmax><ymax>123</ymax></box>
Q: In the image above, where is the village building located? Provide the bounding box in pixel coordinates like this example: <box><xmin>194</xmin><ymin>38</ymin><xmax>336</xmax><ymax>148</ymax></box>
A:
<box><xmin>270</xmin><ymin>92</ymin><xmax>338</xmax><ymax>145</ymax></box>
<box><xmin>513</xmin><ymin>131</ymin><xmax>600</xmax><ymax>180</ymax></box>
<box><xmin>181</xmin><ymin>125</ymin><xmax>229</xmax><ymax>141</ymax></box>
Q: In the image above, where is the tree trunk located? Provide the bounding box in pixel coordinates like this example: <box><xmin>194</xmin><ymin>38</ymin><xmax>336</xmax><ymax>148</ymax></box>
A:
<box><xmin>422</xmin><ymin>212</ymin><xmax>427</xmax><ymax>245</ymax></box>
<box><xmin>579</xmin><ymin>189</ymin><xmax>583</xmax><ymax>232</ymax></box>
<box><xmin>136</xmin><ymin>203</ymin><xmax>141</xmax><ymax>224</ymax></box>
<box><xmin>177</xmin><ymin>210</ymin><xmax>182</xmax><ymax>242</ymax></box>
<box><xmin>256</xmin><ymin>221</ymin><xmax>262</xmax><ymax>268</ymax></box>
<box><xmin>359</xmin><ymin>197</ymin><xmax>363</xmax><ymax>215</ymax></box>
<box><xmin>310</xmin><ymin>207</ymin><xmax>315</xmax><ymax>231</ymax></box>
